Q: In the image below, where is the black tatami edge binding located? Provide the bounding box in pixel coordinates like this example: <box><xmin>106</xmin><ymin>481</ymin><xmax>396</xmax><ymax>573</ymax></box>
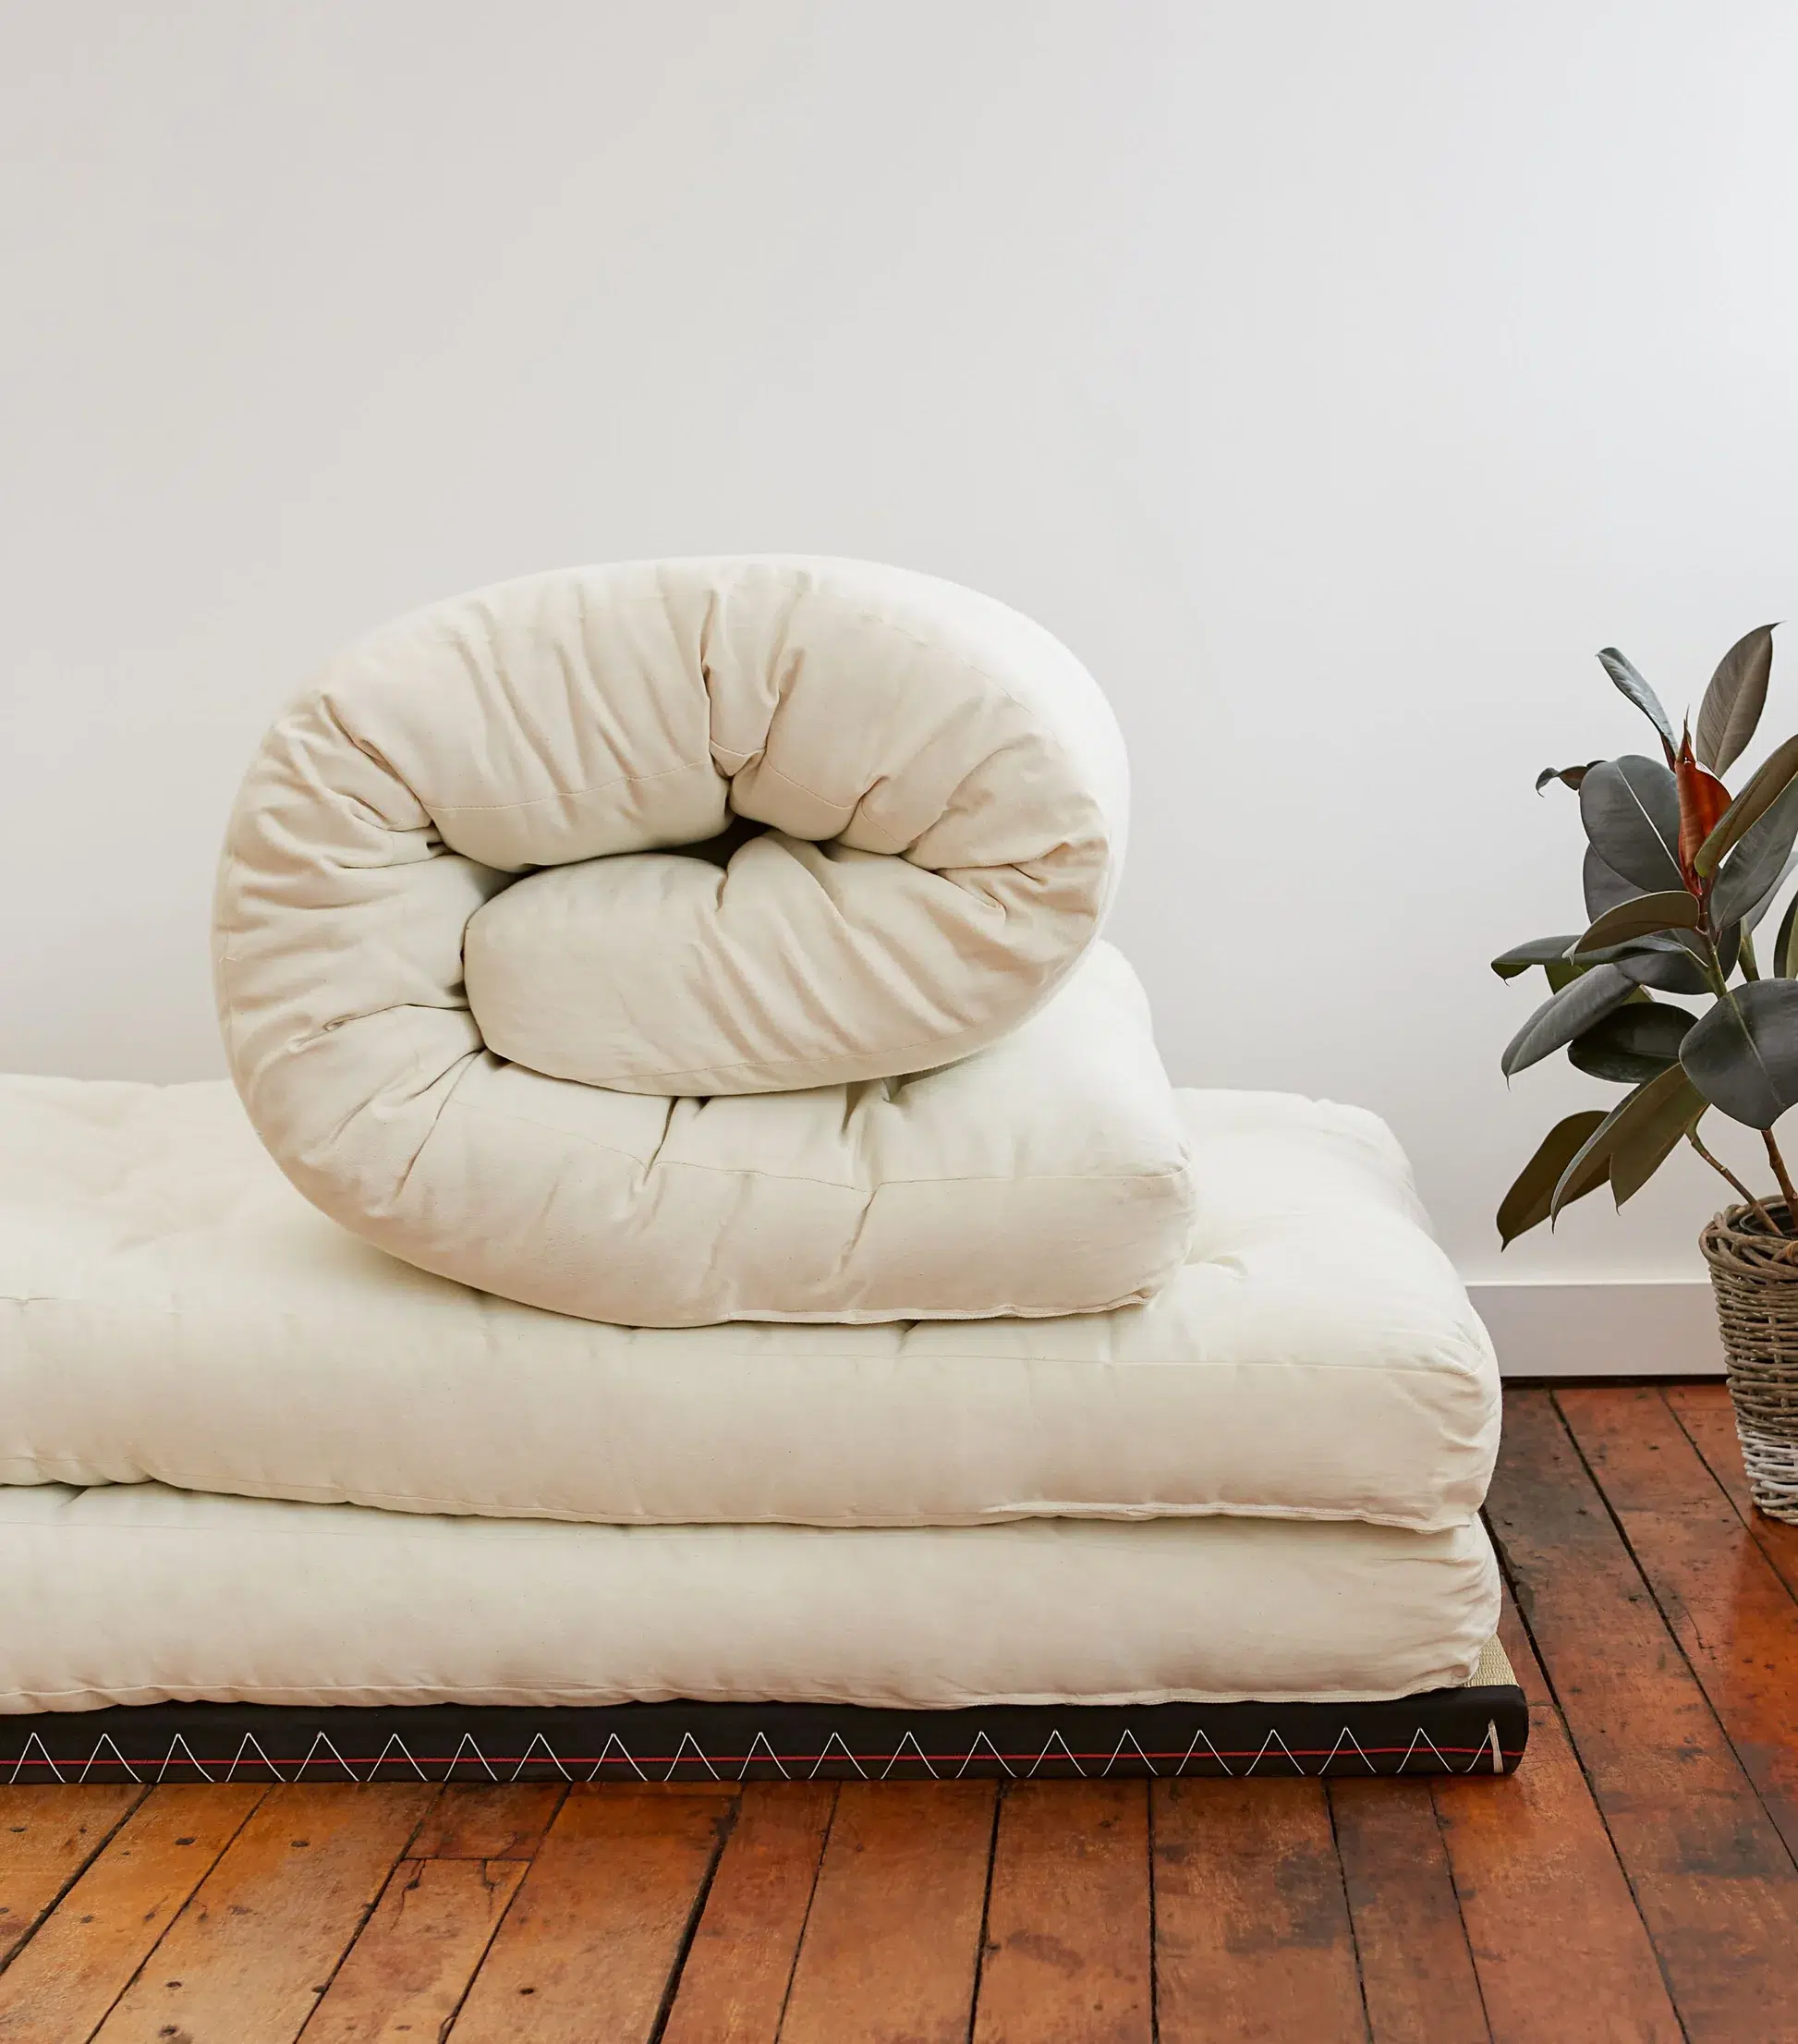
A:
<box><xmin>1</xmin><ymin>1688</ymin><xmax>1528</xmax><ymax>1784</ymax></box>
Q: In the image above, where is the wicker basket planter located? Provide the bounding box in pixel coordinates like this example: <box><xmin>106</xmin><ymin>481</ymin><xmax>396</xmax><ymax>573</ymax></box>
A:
<box><xmin>1699</xmin><ymin>1201</ymin><xmax>1798</xmax><ymax>1523</ymax></box>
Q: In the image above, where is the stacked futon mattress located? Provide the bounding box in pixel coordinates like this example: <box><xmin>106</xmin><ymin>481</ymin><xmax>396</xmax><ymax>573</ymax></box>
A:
<box><xmin>0</xmin><ymin>557</ymin><xmax>1517</xmax><ymax>1781</ymax></box>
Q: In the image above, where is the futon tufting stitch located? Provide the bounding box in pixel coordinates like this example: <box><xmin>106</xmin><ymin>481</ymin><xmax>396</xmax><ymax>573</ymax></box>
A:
<box><xmin>212</xmin><ymin>556</ymin><xmax>1197</xmax><ymax>1326</ymax></box>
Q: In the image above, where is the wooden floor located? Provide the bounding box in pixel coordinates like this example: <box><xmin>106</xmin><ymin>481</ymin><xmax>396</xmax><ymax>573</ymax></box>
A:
<box><xmin>5</xmin><ymin>1383</ymin><xmax>1798</xmax><ymax>2041</ymax></box>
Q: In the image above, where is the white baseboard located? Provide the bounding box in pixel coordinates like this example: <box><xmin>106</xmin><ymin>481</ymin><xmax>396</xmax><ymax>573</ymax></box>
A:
<box><xmin>1465</xmin><ymin>1280</ymin><xmax>1723</xmax><ymax>1379</ymax></box>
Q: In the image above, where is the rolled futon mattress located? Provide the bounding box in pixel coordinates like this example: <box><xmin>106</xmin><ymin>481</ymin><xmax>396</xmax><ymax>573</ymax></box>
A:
<box><xmin>212</xmin><ymin>555</ymin><xmax>1197</xmax><ymax>1326</ymax></box>
<box><xmin>0</xmin><ymin>1077</ymin><xmax>1500</xmax><ymax>1536</ymax></box>
<box><xmin>0</xmin><ymin>1487</ymin><xmax>1499</xmax><ymax>1713</ymax></box>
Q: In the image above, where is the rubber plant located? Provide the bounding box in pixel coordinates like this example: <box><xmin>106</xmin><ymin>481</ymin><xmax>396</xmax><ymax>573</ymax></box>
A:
<box><xmin>1495</xmin><ymin>623</ymin><xmax>1798</xmax><ymax>1244</ymax></box>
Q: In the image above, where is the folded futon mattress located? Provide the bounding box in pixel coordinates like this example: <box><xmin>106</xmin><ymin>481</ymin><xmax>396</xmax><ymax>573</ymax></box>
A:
<box><xmin>212</xmin><ymin>554</ymin><xmax>1198</xmax><ymax>1326</ymax></box>
<box><xmin>1</xmin><ymin>1076</ymin><xmax>1500</xmax><ymax>1536</ymax></box>
<box><xmin>0</xmin><ymin>1487</ymin><xmax>1499</xmax><ymax>1713</ymax></box>
<box><xmin>0</xmin><ymin>1070</ymin><xmax>1503</xmax><ymax>1725</ymax></box>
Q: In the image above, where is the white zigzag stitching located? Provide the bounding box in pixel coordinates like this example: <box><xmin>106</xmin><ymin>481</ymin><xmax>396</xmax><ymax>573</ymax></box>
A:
<box><xmin>1027</xmin><ymin>1730</ymin><xmax>1083</xmax><ymax>1779</ymax></box>
<box><xmin>1396</xmin><ymin>1726</ymin><xmax>1452</xmax><ymax>1774</ymax></box>
<box><xmin>156</xmin><ymin>1735</ymin><xmax>212</xmax><ymax>1783</ymax></box>
<box><xmin>76</xmin><ymin>1735</ymin><xmax>140</xmax><ymax>1784</ymax></box>
<box><xmin>447</xmin><ymin>1732</ymin><xmax>500</xmax><ymax>1782</ymax></box>
<box><xmin>740</xmin><ymin>1731</ymin><xmax>790</xmax><ymax>1782</ymax></box>
<box><xmin>373</xmin><ymin>1734</ymin><xmax>430</xmax><ymax>1782</ymax></box>
<box><xmin>9</xmin><ymin>1734</ymin><xmax>64</xmax><ymax>1785</ymax></box>
<box><xmin>881</xmin><ymin>1731</ymin><xmax>937</xmax><ymax>1780</ymax></box>
<box><xmin>955</xmin><ymin>1731</ymin><xmax>1014</xmax><ymax>1780</ymax></box>
<box><xmin>511</xmin><ymin>1733</ymin><xmax>573</xmax><ymax>1783</ymax></box>
<box><xmin>589</xmin><ymin>1732</ymin><xmax>648</xmax><ymax>1782</ymax></box>
<box><xmin>224</xmin><ymin>1734</ymin><xmax>283</xmax><ymax>1782</ymax></box>
<box><xmin>4</xmin><ymin>1715</ymin><xmax>1517</xmax><ymax>1784</ymax></box>
<box><xmin>808</xmin><ymin>1733</ymin><xmax>868</xmax><ymax>1782</ymax></box>
<box><xmin>297</xmin><ymin>1731</ymin><xmax>356</xmax><ymax>1781</ymax></box>
<box><xmin>1102</xmin><ymin>1730</ymin><xmax>1155</xmax><ymax>1778</ymax></box>
<box><xmin>668</xmin><ymin>1733</ymin><xmax>721</xmax><ymax>1783</ymax></box>
<box><xmin>1318</xmin><ymin>1725</ymin><xmax>1379</xmax><ymax>1775</ymax></box>
<box><xmin>1172</xmin><ymin>1726</ymin><xmax>1235</xmax><ymax>1778</ymax></box>
<box><xmin>1242</xmin><ymin>1730</ymin><xmax>1301</xmax><ymax>1777</ymax></box>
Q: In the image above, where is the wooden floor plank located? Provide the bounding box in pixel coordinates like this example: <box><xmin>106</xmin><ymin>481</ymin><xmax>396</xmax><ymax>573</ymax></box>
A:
<box><xmin>1330</xmin><ymin>1780</ymin><xmax>1488</xmax><ymax>2044</ymax></box>
<box><xmin>1490</xmin><ymin>1389</ymin><xmax>1798</xmax><ymax>2044</ymax></box>
<box><xmin>1561</xmin><ymin>1385</ymin><xmax>1798</xmax><ymax>1861</ymax></box>
<box><xmin>408</xmin><ymin>1784</ymin><xmax>565</xmax><ymax>1861</ymax></box>
<box><xmin>298</xmin><ymin>1857</ymin><xmax>526</xmax><ymax>2043</ymax></box>
<box><xmin>1432</xmin><ymin>1592</ymin><xmax>1683</xmax><ymax>2044</ymax></box>
<box><xmin>1150</xmin><ymin>1778</ymin><xmax>1366</xmax><ymax>2044</ymax></box>
<box><xmin>0</xmin><ymin>1785</ymin><xmax>262</xmax><ymax>2043</ymax></box>
<box><xmin>972</xmin><ymin>1781</ymin><xmax>1151</xmax><ymax>2044</ymax></box>
<box><xmin>1667</xmin><ymin>1384</ymin><xmax>1760</xmax><ymax>1522</ymax></box>
<box><xmin>31</xmin><ymin>1383</ymin><xmax>1798</xmax><ymax>2037</ymax></box>
<box><xmin>778</xmin><ymin>1781</ymin><xmax>997</xmax><ymax>2044</ymax></box>
<box><xmin>0</xmin><ymin>1786</ymin><xmax>145</xmax><ymax>1971</ymax></box>
<box><xmin>660</xmin><ymin>1782</ymin><xmax>834</xmax><ymax>2044</ymax></box>
<box><xmin>1668</xmin><ymin>1381</ymin><xmax>1798</xmax><ymax>1600</ymax></box>
<box><xmin>446</xmin><ymin>1787</ymin><xmax>732</xmax><ymax>2044</ymax></box>
<box><xmin>89</xmin><ymin>1782</ymin><xmax>435</xmax><ymax>2044</ymax></box>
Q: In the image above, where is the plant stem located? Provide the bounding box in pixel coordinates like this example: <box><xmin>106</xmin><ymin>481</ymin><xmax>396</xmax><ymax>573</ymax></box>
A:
<box><xmin>1686</xmin><ymin>1125</ymin><xmax>1785</xmax><ymax>1235</ymax></box>
<box><xmin>1764</xmin><ymin>1127</ymin><xmax>1798</xmax><ymax>1221</ymax></box>
<box><xmin>1740</xmin><ymin>927</ymin><xmax>1763</xmax><ymax>980</ymax></box>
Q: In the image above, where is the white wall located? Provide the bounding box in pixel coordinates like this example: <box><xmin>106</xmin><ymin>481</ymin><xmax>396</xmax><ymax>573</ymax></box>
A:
<box><xmin>7</xmin><ymin>0</ymin><xmax>1798</xmax><ymax>1320</ymax></box>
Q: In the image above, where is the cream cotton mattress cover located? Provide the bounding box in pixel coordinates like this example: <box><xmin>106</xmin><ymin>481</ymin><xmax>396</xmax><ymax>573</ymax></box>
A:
<box><xmin>0</xmin><ymin>1076</ymin><xmax>1499</xmax><ymax>1535</ymax></box>
<box><xmin>0</xmin><ymin>1487</ymin><xmax>1500</xmax><ymax>1713</ymax></box>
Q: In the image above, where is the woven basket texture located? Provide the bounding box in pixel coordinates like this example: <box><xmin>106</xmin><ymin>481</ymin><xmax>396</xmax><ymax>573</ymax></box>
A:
<box><xmin>1700</xmin><ymin>1201</ymin><xmax>1798</xmax><ymax>1525</ymax></box>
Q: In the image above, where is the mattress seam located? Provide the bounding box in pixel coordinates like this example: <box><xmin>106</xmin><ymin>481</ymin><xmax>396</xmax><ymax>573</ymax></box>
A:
<box><xmin>2</xmin><ymin>1477</ymin><xmax>1472</xmax><ymax>1532</ymax></box>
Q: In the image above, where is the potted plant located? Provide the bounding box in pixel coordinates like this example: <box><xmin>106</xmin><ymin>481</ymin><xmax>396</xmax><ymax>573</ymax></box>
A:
<box><xmin>1496</xmin><ymin>624</ymin><xmax>1798</xmax><ymax>1521</ymax></box>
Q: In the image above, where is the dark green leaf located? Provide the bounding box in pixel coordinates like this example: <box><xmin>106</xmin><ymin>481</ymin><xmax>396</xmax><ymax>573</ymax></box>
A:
<box><xmin>1501</xmin><ymin>962</ymin><xmax>1638</xmax><ymax>1077</ymax></box>
<box><xmin>1680</xmin><ymin>980</ymin><xmax>1798</xmax><ymax>1127</ymax></box>
<box><xmin>1573</xmin><ymin>939</ymin><xmax>1666</xmax><ymax>967</ymax></box>
<box><xmin>1583</xmin><ymin>845</ymin><xmax>1639</xmax><ymax>921</ymax></box>
<box><xmin>1573</xmin><ymin>889</ymin><xmax>1700</xmax><ymax>955</ymax></box>
<box><xmin>1579</xmin><ymin>755</ymin><xmax>1684</xmax><ymax>893</ymax></box>
<box><xmin>1610</xmin><ymin>1069</ymin><xmax>1707</xmax><ymax>1204</ymax></box>
<box><xmin>1577</xmin><ymin>931</ymin><xmax>1698</xmax><ymax>967</ymax></box>
<box><xmin>1497</xmin><ymin>1110</ymin><xmax>1609</xmax><ymax>1245</ymax></box>
<box><xmin>1568</xmin><ymin>1003</ymin><xmax>1693</xmax><ymax>1083</ymax></box>
<box><xmin>1777</xmin><ymin>889</ymin><xmax>1798</xmax><ymax>979</ymax></box>
<box><xmin>1713</xmin><ymin>774</ymin><xmax>1798</xmax><ymax>928</ymax></box>
<box><xmin>1552</xmin><ymin>1067</ymin><xmax>1695</xmax><ymax>1219</ymax></box>
<box><xmin>1743</xmin><ymin>859</ymin><xmax>1798</xmax><ymax>937</ymax></box>
<box><xmin>1537</xmin><ymin>761</ymin><xmax>1600</xmax><ymax>794</ymax></box>
<box><xmin>1695</xmin><ymin>624</ymin><xmax>1777</xmax><ymax>774</ymax></box>
<box><xmin>1695</xmin><ymin>732</ymin><xmax>1798</xmax><ymax>877</ymax></box>
<box><xmin>1491</xmin><ymin>935</ymin><xmax>1581</xmax><ymax>980</ymax></box>
<box><xmin>1621</xmin><ymin>941</ymin><xmax>1714</xmax><ymax>997</ymax></box>
<box><xmin>1549</xmin><ymin>1091</ymin><xmax>1636</xmax><ymax>1218</ymax></box>
<box><xmin>1597</xmin><ymin>648</ymin><xmax>1677</xmax><ymax>753</ymax></box>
